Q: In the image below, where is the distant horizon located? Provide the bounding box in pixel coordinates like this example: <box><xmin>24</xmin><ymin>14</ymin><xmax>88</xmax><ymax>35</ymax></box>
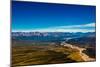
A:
<box><xmin>12</xmin><ymin>1</ymin><xmax>96</xmax><ymax>33</ymax></box>
<box><xmin>12</xmin><ymin>30</ymin><xmax>95</xmax><ymax>33</ymax></box>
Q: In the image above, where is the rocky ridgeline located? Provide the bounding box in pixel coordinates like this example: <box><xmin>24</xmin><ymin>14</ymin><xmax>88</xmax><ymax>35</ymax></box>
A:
<box><xmin>60</xmin><ymin>42</ymin><xmax>95</xmax><ymax>62</ymax></box>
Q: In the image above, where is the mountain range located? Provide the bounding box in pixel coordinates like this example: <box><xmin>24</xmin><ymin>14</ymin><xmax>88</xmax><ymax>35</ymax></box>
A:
<box><xmin>12</xmin><ymin>32</ymin><xmax>95</xmax><ymax>42</ymax></box>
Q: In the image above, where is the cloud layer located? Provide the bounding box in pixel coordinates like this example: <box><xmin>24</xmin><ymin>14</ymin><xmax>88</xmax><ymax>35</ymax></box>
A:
<box><xmin>13</xmin><ymin>23</ymin><xmax>95</xmax><ymax>32</ymax></box>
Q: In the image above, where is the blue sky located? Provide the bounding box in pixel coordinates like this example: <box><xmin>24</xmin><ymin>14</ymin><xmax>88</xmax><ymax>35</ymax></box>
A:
<box><xmin>12</xmin><ymin>1</ymin><xmax>96</xmax><ymax>32</ymax></box>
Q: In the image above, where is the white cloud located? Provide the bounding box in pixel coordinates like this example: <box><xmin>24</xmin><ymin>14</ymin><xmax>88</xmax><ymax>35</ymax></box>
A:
<box><xmin>84</xmin><ymin>23</ymin><xmax>95</xmax><ymax>27</ymax></box>
<box><xmin>32</xmin><ymin>29</ymin><xmax>95</xmax><ymax>32</ymax></box>
<box><xmin>12</xmin><ymin>23</ymin><xmax>95</xmax><ymax>32</ymax></box>
<box><xmin>53</xmin><ymin>23</ymin><xmax>95</xmax><ymax>29</ymax></box>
